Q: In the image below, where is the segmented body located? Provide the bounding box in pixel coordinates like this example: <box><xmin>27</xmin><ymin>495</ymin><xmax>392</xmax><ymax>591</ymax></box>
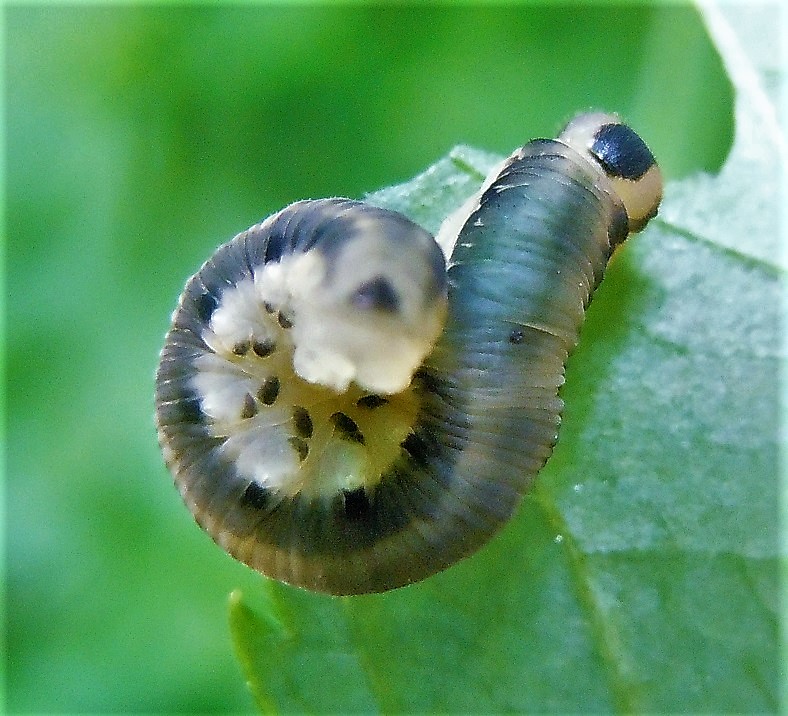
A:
<box><xmin>155</xmin><ymin>114</ymin><xmax>661</xmax><ymax>594</ymax></box>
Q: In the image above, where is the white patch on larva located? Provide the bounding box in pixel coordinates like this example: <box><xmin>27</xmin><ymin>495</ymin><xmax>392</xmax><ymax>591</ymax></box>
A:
<box><xmin>289</xmin><ymin>304</ymin><xmax>441</xmax><ymax>395</ymax></box>
<box><xmin>253</xmin><ymin>254</ymin><xmax>364</xmax><ymax>391</ymax></box>
<box><xmin>435</xmin><ymin>153</ymin><xmax>510</xmax><ymax>262</ymax></box>
<box><xmin>251</xmin><ymin>240</ymin><xmax>446</xmax><ymax>395</ymax></box>
<box><xmin>293</xmin><ymin>343</ymin><xmax>357</xmax><ymax>394</ymax></box>
<box><xmin>607</xmin><ymin>164</ymin><xmax>663</xmax><ymax>226</ymax></box>
<box><xmin>254</xmin><ymin>251</ymin><xmax>325</xmax><ymax>310</ymax></box>
<box><xmin>311</xmin><ymin>441</ymin><xmax>368</xmax><ymax>494</ymax></box>
<box><xmin>203</xmin><ymin>277</ymin><xmax>277</xmax><ymax>355</ymax></box>
<box><xmin>558</xmin><ymin>111</ymin><xmax>619</xmax><ymax>157</ymax></box>
<box><xmin>190</xmin><ymin>353</ymin><xmax>260</xmax><ymax>424</ymax></box>
<box><xmin>221</xmin><ymin>424</ymin><xmax>301</xmax><ymax>494</ymax></box>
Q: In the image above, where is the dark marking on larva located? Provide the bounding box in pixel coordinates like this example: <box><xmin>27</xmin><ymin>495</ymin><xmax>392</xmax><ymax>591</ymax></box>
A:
<box><xmin>401</xmin><ymin>431</ymin><xmax>430</xmax><ymax>468</ymax></box>
<box><xmin>240</xmin><ymin>393</ymin><xmax>258</xmax><ymax>420</ymax></box>
<box><xmin>178</xmin><ymin>395</ymin><xmax>204</xmax><ymax>424</ymax></box>
<box><xmin>292</xmin><ymin>406</ymin><xmax>314</xmax><ymax>439</ymax></box>
<box><xmin>195</xmin><ymin>291</ymin><xmax>219</xmax><ymax>324</ymax></box>
<box><xmin>241</xmin><ymin>481</ymin><xmax>272</xmax><ymax>510</ymax></box>
<box><xmin>352</xmin><ymin>275</ymin><xmax>400</xmax><ymax>313</ymax></box>
<box><xmin>413</xmin><ymin>366</ymin><xmax>455</xmax><ymax>404</ymax></box>
<box><xmin>277</xmin><ymin>313</ymin><xmax>293</xmax><ymax>329</ymax></box>
<box><xmin>331</xmin><ymin>412</ymin><xmax>365</xmax><ymax>444</ymax></box>
<box><xmin>591</xmin><ymin>123</ymin><xmax>655</xmax><ymax>181</ymax></box>
<box><xmin>356</xmin><ymin>394</ymin><xmax>389</xmax><ymax>409</ymax></box>
<box><xmin>263</xmin><ymin>301</ymin><xmax>275</xmax><ymax>314</ymax></box>
<box><xmin>343</xmin><ymin>487</ymin><xmax>371</xmax><ymax>519</ymax></box>
<box><xmin>608</xmin><ymin>204</ymin><xmax>630</xmax><ymax>248</ymax></box>
<box><xmin>252</xmin><ymin>339</ymin><xmax>275</xmax><ymax>358</ymax></box>
<box><xmin>264</xmin><ymin>229</ymin><xmax>287</xmax><ymax>264</ymax></box>
<box><xmin>414</xmin><ymin>367</ymin><xmax>440</xmax><ymax>393</ymax></box>
<box><xmin>288</xmin><ymin>436</ymin><xmax>309</xmax><ymax>462</ymax></box>
<box><xmin>509</xmin><ymin>329</ymin><xmax>524</xmax><ymax>345</ymax></box>
<box><xmin>232</xmin><ymin>340</ymin><xmax>250</xmax><ymax>356</ymax></box>
<box><xmin>258</xmin><ymin>376</ymin><xmax>281</xmax><ymax>406</ymax></box>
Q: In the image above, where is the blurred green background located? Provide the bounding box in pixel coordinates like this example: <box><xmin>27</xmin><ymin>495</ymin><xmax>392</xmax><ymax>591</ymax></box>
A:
<box><xmin>7</xmin><ymin>5</ymin><xmax>733</xmax><ymax>713</ymax></box>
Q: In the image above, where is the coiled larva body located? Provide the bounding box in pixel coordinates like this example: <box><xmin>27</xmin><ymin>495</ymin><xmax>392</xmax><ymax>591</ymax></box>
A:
<box><xmin>155</xmin><ymin>113</ymin><xmax>661</xmax><ymax>595</ymax></box>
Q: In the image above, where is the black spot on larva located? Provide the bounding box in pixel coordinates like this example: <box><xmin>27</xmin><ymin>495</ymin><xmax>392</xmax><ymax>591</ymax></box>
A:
<box><xmin>264</xmin><ymin>229</ymin><xmax>287</xmax><ymax>264</ymax></box>
<box><xmin>241</xmin><ymin>481</ymin><xmax>272</xmax><ymax>510</ymax></box>
<box><xmin>288</xmin><ymin>436</ymin><xmax>309</xmax><ymax>462</ymax></box>
<box><xmin>608</xmin><ymin>203</ymin><xmax>630</xmax><ymax>248</ymax></box>
<box><xmin>356</xmin><ymin>394</ymin><xmax>389</xmax><ymax>409</ymax></box>
<box><xmin>292</xmin><ymin>406</ymin><xmax>313</xmax><ymax>439</ymax></box>
<box><xmin>258</xmin><ymin>376</ymin><xmax>281</xmax><ymax>406</ymax></box>
<box><xmin>331</xmin><ymin>412</ymin><xmax>365</xmax><ymax>444</ymax></box>
<box><xmin>195</xmin><ymin>291</ymin><xmax>219</xmax><ymax>324</ymax></box>
<box><xmin>240</xmin><ymin>393</ymin><xmax>258</xmax><ymax>420</ymax></box>
<box><xmin>414</xmin><ymin>367</ymin><xmax>437</xmax><ymax>391</ymax></box>
<box><xmin>509</xmin><ymin>329</ymin><xmax>524</xmax><ymax>344</ymax></box>
<box><xmin>252</xmin><ymin>339</ymin><xmax>275</xmax><ymax>358</ymax></box>
<box><xmin>178</xmin><ymin>395</ymin><xmax>204</xmax><ymax>424</ymax></box>
<box><xmin>263</xmin><ymin>301</ymin><xmax>275</xmax><ymax>314</ymax></box>
<box><xmin>343</xmin><ymin>487</ymin><xmax>371</xmax><ymax>519</ymax></box>
<box><xmin>591</xmin><ymin>123</ymin><xmax>655</xmax><ymax>181</ymax></box>
<box><xmin>413</xmin><ymin>367</ymin><xmax>455</xmax><ymax>404</ymax></box>
<box><xmin>277</xmin><ymin>312</ymin><xmax>293</xmax><ymax>329</ymax></box>
<box><xmin>232</xmin><ymin>340</ymin><xmax>250</xmax><ymax>356</ymax></box>
<box><xmin>351</xmin><ymin>275</ymin><xmax>400</xmax><ymax>313</ymax></box>
<box><xmin>401</xmin><ymin>431</ymin><xmax>430</xmax><ymax>467</ymax></box>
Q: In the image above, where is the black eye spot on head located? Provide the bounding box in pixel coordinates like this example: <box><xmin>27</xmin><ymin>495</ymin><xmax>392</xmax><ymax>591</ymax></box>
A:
<box><xmin>351</xmin><ymin>276</ymin><xmax>400</xmax><ymax>313</ymax></box>
<box><xmin>591</xmin><ymin>123</ymin><xmax>656</xmax><ymax>181</ymax></box>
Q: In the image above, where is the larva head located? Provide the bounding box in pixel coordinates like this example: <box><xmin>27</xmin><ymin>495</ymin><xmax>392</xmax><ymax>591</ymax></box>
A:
<box><xmin>559</xmin><ymin>112</ymin><xmax>662</xmax><ymax>233</ymax></box>
<box><xmin>271</xmin><ymin>204</ymin><xmax>448</xmax><ymax>395</ymax></box>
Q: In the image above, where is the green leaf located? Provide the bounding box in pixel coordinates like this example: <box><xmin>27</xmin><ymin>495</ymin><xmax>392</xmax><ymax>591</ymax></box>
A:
<box><xmin>229</xmin><ymin>4</ymin><xmax>782</xmax><ymax>713</ymax></box>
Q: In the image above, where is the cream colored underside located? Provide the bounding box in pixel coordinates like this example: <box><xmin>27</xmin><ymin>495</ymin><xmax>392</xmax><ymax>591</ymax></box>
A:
<box><xmin>191</xmin><ymin>273</ymin><xmax>419</xmax><ymax>499</ymax></box>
